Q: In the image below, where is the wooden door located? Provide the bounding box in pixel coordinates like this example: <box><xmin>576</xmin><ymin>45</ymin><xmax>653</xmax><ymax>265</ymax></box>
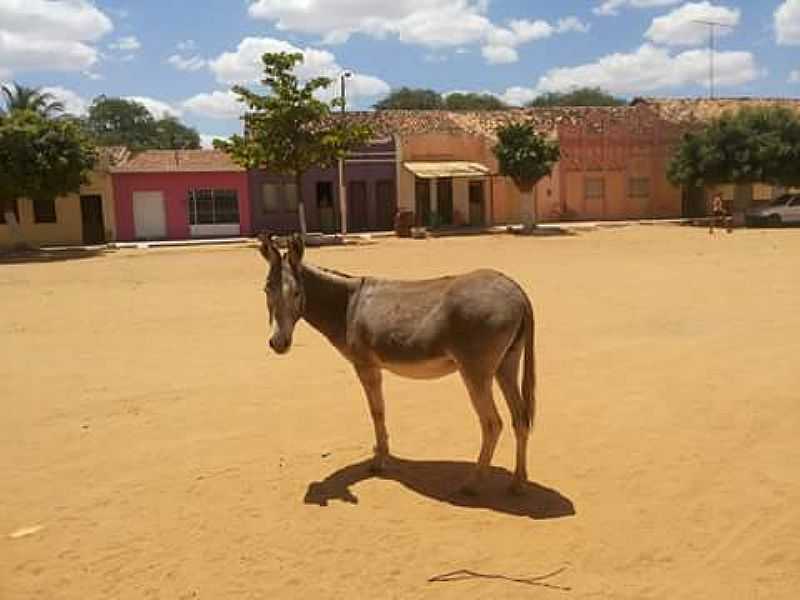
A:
<box><xmin>348</xmin><ymin>181</ymin><xmax>369</xmax><ymax>232</ymax></box>
<box><xmin>375</xmin><ymin>180</ymin><xmax>396</xmax><ymax>231</ymax></box>
<box><xmin>415</xmin><ymin>178</ymin><xmax>430</xmax><ymax>226</ymax></box>
<box><xmin>468</xmin><ymin>181</ymin><xmax>485</xmax><ymax>226</ymax></box>
<box><xmin>80</xmin><ymin>195</ymin><xmax>106</xmax><ymax>245</ymax></box>
<box><xmin>133</xmin><ymin>191</ymin><xmax>166</xmax><ymax>240</ymax></box>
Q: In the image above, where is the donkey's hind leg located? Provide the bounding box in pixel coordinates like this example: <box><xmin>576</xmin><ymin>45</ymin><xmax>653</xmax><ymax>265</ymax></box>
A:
<box><xmin>355</xmin><ymin>365</ymin><xmax>390</xmax><ymax>472</ymax></box>
<box><xmin>496</xmin><ymin>342</ymin><xmax>530</xmax><ymax>495</ymax></box>
<box><xmin>458</xmin><ymin>368</ymin><xmax>502</xmax><ymax>495</ymax></box>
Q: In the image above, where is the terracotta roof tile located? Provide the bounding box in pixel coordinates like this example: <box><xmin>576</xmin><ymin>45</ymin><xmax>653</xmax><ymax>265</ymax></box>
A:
<box><xmin>112</xmin><ymin>150</ymin><xmax>244</xmax><ymax>173</ymax></box>
<box><xmin>633</xmin><ymin>97</ymin><xmax>800</xmax><ymax>124</ymax></box>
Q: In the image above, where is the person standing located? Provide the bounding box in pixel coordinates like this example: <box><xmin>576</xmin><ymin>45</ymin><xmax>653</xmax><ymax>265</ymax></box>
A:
<box><xmin>709</xmin><ymin>192</ymin><xmax>732</xmax><ymax>234</ymax></box>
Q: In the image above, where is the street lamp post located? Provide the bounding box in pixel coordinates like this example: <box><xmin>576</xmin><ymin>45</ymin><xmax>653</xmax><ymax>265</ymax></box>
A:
<box><xmin>338</xmin><ymin>70</ymin><xmax>353</xmax><ymax>235</ymax></box>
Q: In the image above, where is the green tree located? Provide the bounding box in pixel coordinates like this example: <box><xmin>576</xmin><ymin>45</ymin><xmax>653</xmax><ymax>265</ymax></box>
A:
<box><xmin>668</xmin><ymin>106</ymin><xmax>800</xmax><ymax>190</ymax></box>
<box><xmin>374</xmin><ymin>87</ymin><xmax>444</xmax><ymax>110</ymax></box>
<box><xmin>527</xmin><ymin>87</ymin><xmax>626</xmax><ymax>108</ymax></box>
<box><xmin>153</xmin><ymin>116</ymin><xmax>201</xmax><ymax>150</ymax></box>
<box><xmin>444</xmin><ymin>92</ymin><xmax>507</xmax><ymax>111</ymax></box>
<box><xmin>493</xmin><ymin>123</ymin><xmax>560</xmax><ymax>228</ymax></box>
<box><xmin>0</xmin><ymin>110</ymin><xmax>97</xmax><ymax>249</ymax></box>
<box><xmin>215</xmin><ymin>52</ymin><xmax>372</xmax><ymax>237</ymax></box>
<box><xmin>1</xmin><ymin>83</ymin><xmax>65</xmax><ymax>118</ymax></box>
<box><xmin>85</xmin><ymin>96</ymin><xmax>200</xmax><ymax>150</ymax></box>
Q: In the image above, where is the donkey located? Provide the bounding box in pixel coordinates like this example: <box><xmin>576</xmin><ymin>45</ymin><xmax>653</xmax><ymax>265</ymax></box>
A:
<box><xmin>261</xmin><ymin>233</ymin><xmax>537</xmax><ymax>495</ymax></box>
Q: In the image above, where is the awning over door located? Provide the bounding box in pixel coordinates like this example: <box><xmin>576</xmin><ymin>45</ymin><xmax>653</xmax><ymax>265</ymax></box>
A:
<box><xmin>404</xmin><ymin>161</ymin><xmax>490</xmax><ymax>179</ymax></box>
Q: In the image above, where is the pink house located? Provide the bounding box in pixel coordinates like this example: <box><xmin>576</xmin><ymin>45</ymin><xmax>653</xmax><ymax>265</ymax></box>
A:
<box><xmin>112</xmin><ymin>150</ymin><xmax>252</xmax><ymax>241</ymax></box>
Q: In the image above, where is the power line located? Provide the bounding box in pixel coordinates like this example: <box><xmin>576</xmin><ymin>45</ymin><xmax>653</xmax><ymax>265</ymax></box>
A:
<box><xmin>692</xmin><ymin>20</ymin><xmax>734</xmax><ymax>99</ymax></box>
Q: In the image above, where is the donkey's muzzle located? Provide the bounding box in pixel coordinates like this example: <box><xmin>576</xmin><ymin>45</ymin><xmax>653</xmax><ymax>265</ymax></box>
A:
<box><xmin>269</xmin><ymin>336</ymin><xmax>290</xmax><ymax>355</ymax></box>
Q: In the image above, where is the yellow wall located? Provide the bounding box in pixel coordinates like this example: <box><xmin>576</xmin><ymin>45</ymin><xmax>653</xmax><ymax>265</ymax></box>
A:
<box><xmin>0</xmin><ymin>170</ymin><xmax>115</xmax><ymax>249</ymax></box>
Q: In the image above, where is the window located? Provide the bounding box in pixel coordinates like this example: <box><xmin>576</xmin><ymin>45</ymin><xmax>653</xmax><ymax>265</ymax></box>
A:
<box><xmin>0</xmin><ymin>199</ymin><xmax>19</xmax><ymax>224</ymax></box>
<box><xmin>263</xmin><ymin>183</ymin><xmax>281</xmax><ymax>213</ymax></box>
<box><xmin>188</xmin><ymin>189</ymin><xmax>239</xmax><ymax>225</ymax></box>
<box><xmin>629</xmin><ymin>178</ymin><xmax>650</xmax><ymax>198</ymax></box>
<box><xmin>585</xmin><ymin>177</ymin><xmax>605</xmax><ymax>200</ymax></box>
<box><xmin>262</xmin><ymin>182</ymin><xmax>299</xmax><ymax>213</ymax></box>
<box><xmin>33</xmin><ymin>197</ymin><xmax>57</xmax><ymax>223</ymax></box>
<box><xmin>316</xmin><ymin>181</ymin><xmax>334</xmax><ymax>209</ymax></box>
<box><xmin>284</xmin><ymin>183</ymin><xmax>298</xmax><ymax>212</ymax></box>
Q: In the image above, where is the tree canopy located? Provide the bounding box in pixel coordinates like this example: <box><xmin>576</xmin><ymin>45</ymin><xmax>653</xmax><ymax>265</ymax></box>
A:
<box><xmin>668</xmin><ymin>106</ymin><xmax>800</xmax><ymax>189</ymax></box>
<box><xmin>493</xmin><ymin>123</ymin><xmax>560</xmax><ymax>226</ymax></box>
<box><xmin>374</xmin><ymin>87</ymin><xmax>507</xmax><ymax>111</ymax></box>
<box><xmin>84</xmin><ymin>96</ymin><xmax>200</xmax><ymax>150</ymax></box>
<box><xmin>1</xmin><ymin>83</ymin><xmax>65</xmax><ymax>118</ymax></box>
<box><xmin>526</xmin><ymin>87</ymin><xmax>626</xmax><ymax>108</ymax></box>
<box><xmin>215</xmin><ymin>52</ymin><xmax>372</xmax><ymax>236</ymax></box>
<box><xmin>0</xmin><ymin>109</ymin><xmax>97</xmax><ymax>247</ymax></box>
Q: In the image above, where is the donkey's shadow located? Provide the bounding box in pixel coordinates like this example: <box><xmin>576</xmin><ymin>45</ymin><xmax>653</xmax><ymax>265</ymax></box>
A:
<box><xmin>304</xmin><ymin>457</ymin><xmax>575</xmax><ymax>520</ymax></box>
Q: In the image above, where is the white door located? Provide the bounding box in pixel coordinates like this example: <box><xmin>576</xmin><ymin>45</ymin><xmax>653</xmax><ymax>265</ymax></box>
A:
<box><xmin>133</xmin><ymin>191</ymin><xmax>167</xmax><ymax>239</ymax></box>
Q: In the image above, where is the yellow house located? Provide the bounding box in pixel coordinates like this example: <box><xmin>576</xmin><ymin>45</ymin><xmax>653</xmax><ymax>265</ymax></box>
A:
<box><xmin>0</xmin><ymin>146</ymin><xmax>127</xmax><ymax>249</ymax></box>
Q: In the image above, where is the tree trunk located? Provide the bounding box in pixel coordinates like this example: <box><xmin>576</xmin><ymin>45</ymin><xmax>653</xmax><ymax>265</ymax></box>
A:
<box><xmin>295</xmin><ymin>173</ymin><xmax>308</xmax><ymax>239</ymax></box>
<box><xmin>2</xmin><ymin>197</ymin><xmax>32</xmax><ymax>251</ymax></box>
<box><xmin>519</xmin><ymin>182</ymin><xmax>537</xmax><ymax>230</ymax></box>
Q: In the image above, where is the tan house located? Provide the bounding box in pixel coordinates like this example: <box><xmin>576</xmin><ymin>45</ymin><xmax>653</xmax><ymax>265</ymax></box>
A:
<box><xmin>0</xmin><ymin>146</ymin><xmax>128</xmax><ymax>249</ymax></box>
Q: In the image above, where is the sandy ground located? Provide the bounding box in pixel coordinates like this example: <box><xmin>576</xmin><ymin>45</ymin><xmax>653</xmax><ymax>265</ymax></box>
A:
<box><xmin>1</xmin><ymin>225</ymin><xmax>799</xmax><ymax>599</ymax></box>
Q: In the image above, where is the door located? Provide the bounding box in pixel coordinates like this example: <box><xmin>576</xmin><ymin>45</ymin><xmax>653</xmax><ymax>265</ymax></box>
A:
<box><xmin>133</xmin><ymin>191</ymin><xmax>167</xmax><ymax>240</ymax></box>
<box><xmin>375</xmin><ymin>180</ymin><xmax>396</xmax><ymax>231</ymax></box>
<box><xmin>316</xmin><ymin>181</ymin><xmax>335</xmax><ymax>233</ymax></box>
<box><xmin>414</xmin><ymin>178</ymin><xmax>430</xmax><ymax>226</ymax></box>
<box><xmin>80</xmin><ymin>195</ymin><xmax>106</xmax><ymax>245</ymax></box>
<box><xmin>468</xmin><ymin>181</ymin><xmax>485</xmax><ymax>226</ymax></box>
<box><xmin>347</xmin><ymin>181</ymin><xmax>369</xmax><ymax>232</ymax></box>
<box><xmin>436</xmin><ymin>178</ymin><xmax>453</xmax><ymax>226</ymax></box>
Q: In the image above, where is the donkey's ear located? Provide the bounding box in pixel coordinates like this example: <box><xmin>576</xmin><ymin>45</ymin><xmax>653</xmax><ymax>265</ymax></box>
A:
<box><xmin>288</xmin><ymin>233</ymin><xmax>305</xmax><ymax>269</ymax></box>
<box><xmin>258</xmin><ymin>233</ymin><xmax>280</xmax><ymax>266</ymax></box>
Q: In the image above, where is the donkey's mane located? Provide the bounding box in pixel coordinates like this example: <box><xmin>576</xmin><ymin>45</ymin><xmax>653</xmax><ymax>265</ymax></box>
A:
<box><xmin>308</xmin><ymin>263</ymin><xmax>356</xmax><ymax>280</ymax></box>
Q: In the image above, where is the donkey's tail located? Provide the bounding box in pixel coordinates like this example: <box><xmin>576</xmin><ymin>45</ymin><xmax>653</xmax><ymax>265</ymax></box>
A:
<box><xmin>521</xmin><ymin>298</ymin><xmax>537</xmax><ymax>432</ymax></box>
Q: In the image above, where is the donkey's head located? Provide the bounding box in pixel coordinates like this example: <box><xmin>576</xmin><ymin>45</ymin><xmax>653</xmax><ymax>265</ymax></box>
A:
<box><xmin>260</xmin><ymin>233</ymin><xmax>305</xmax><ymax>355</ymax></box>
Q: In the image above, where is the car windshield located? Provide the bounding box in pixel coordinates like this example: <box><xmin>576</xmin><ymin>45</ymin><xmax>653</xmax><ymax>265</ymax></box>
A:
<box><xmin>769</xmin><ymin>195</ymin><xmax>792</xmax><ymax>206</ymax></box>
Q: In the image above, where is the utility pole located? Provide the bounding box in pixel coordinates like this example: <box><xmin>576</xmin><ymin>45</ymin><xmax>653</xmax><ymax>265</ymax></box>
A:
<box><xmin>692</xmin><ymin>19</ymin><xmax>734</xmax><ymax>99</ymax></box>
<box><xmin>338</xmin><ymin>70</ymin><xmax>353</xmax><ymax>235</ymax></box>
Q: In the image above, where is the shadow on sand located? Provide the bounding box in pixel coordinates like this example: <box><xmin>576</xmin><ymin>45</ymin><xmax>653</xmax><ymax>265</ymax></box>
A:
<box><xmin>0</xmin><ymin>247</ymin><xmax>111</xmax><ymax>264</ymax></box>
<box><xmin>304</xmin><ymin>457</ymin><xmax>575</xmax><ymax>520</ymax></box>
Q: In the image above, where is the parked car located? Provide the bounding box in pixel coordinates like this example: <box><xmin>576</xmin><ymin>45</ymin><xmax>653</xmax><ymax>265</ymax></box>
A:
<box><xmin>745</xmin><ymin>194</ymin><xmax>800</xmax><ymax>226</ymax></box>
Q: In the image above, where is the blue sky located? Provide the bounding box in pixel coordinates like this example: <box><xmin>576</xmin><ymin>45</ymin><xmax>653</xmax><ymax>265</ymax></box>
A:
<box><xmin>2</xmin><ymin>0</ymin><xmax>799</xmax><ymax>145</ymax></box>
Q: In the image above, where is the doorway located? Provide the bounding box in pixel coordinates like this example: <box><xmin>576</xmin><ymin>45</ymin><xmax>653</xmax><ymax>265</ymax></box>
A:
<box><xmin>80</xmin><ymin>195</ymin><xmax>106</xmax><ymax>245</ymax></box>
<box><xmin>316</xmin><ymin>181</ymin><xmax>336</xmax><ymax>232</ymax></box>
<box><xmin>415</xmin><ymin>178</ymin><xmax>430</xmax><ymax>226</ymax></box>
<box><xmin>437</xmin><ymin>178</ymin><xmax>453</xmax><ymax>226</ymax></box>
<box><xmin>348</xmin><ymin>181</ymin><xmax>369</xmax><ymax>232</ymax></box>
<box><xmin>132</xmin><ymin>191</ymin><xmax>167</xmax><ymax>240</ymax></box>
<box><xmin>375</xmin><ymin>180</ymin><xmax>396</xmax><ymax>231</ymax></box>
<box><xmin>468</xmin><ymin>181</ymin><xmax>485</xmax><ymax>226</ymax></box>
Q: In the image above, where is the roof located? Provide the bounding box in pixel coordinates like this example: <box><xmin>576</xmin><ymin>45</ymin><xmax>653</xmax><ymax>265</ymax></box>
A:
<box><xmin>632</xmin><ymin>97</ymin><xmax>800</xmax><ymax>124</ymax></box>
<box><xmin>404</xmin><ymin>161</ymin><xmax>490</xmax><ymax>179</ymax></box>
<box><xmin>111</xmin><ymin>150</ymin><xmax>245</xmax><ymax>173</ymax></box>
<box><xmin>337</xmin><ymin>106</ymin><xmax>652</xmax><ymax>142</ymax></box>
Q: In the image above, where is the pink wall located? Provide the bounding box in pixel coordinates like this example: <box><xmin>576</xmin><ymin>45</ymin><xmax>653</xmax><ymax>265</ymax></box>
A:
<box><xmin>113</xmin><ymin>171</ymin><xmax>251</xmax><ymax>241</ymax></box>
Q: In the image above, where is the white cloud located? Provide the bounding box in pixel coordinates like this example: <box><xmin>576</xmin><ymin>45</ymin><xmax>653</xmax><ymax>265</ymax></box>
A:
<box><xmin>167</xmin><ymin>54</ymin><xmax>207</xmax><ymax>71</ymax></box>
<box><xmin>42</xmin><ymin>86</ymin><xmax>89</xmax><ymax>115</ymax></box>
<box><xmin>595</xmin><ymin>0</ymin><xmax>682</xmax><ymax>16</ymax></box>
<box><xmin>246</xmin><ymin>1</ymin><xmax>587</xmax><ymax>64</ymax></box>
<box><xmin>200</xmin><ymin>134</ymin><xmax>228</xmax><ymax>149</ymax></box>
<box><xmin>776</xmin><ymin>0</ymin><xmax>800</xmax><ymax>45</ymax></box>
<box><xmin>646</xmin><ymin>2</ymin><xmax>739</xmax><ymax>46</ymax></box>
<box><xmin>790</xmin><ymin>70</ymin><xmax>800</xmax><ymax>83</ymax></box>
<box><xmin>533</xmin><ymin>43</ymin><xmax>759</xmax><ymax>95</ymax></box>
<box><xmin>482</xmin><ymin>45</ymin><xmax>518</xmax><ymax>64</ymax></box>
<box><xmin>177</xmin><ymin>40</ymin><xmax>197</xmax><ymax>52</ymax></box>
<box><xmin>499</xmin><ymin>86</ymin><xmax>539</xmax><ymax>106</ymax></box>
<box><xmin>109</xmin><ymin>35</ymin><xmax>140</xmax><ymax>51</ymax></box>
<box><xmin>207</xmin><ymin>37</ymin><xmax>389</xmax><ymax>104</ymax></box>
<box><xmin>124</xmin><ymin>96</ymin><xmax>182</xmax><ymax>119</ymax></box>
<box><xmin>183</xmin><ymin>90</ymin><xmax>243</xmax><ymax>120</ymax></box>
<box><xmin>0</xmin><ymin>0</ymin><xmax>113</xmax><ymax>76</ymax></box>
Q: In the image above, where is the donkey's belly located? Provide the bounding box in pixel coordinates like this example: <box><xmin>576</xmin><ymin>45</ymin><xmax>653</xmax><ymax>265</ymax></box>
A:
<box><xmin>380</xmin><ymin>357</ymin><xmax>458</xmax><ymax>380</ymax></box>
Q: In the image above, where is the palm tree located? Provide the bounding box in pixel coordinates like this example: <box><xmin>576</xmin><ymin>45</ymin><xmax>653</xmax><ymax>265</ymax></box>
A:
<box><xmin>1</xmin><ymin>83</ymin><xmax>65</xmax><ymax>118</ymax></box>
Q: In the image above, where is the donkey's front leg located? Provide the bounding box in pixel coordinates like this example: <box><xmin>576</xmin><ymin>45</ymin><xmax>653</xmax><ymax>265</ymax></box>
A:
<box><xmin>355</xmin><ymin>365</ymin><xmax>390</xmax><ymax>472</ymax></box>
